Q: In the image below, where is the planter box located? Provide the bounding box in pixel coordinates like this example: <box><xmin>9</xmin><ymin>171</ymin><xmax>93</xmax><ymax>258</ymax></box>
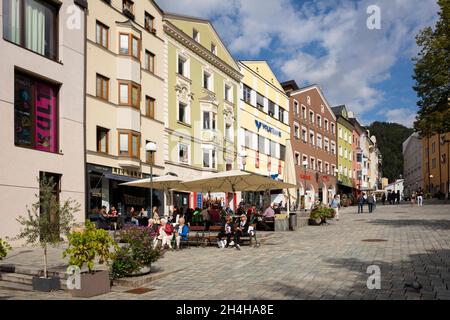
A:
<box><xmin>70</xmin><ymin>270</ymin><xmax>110</xmax><ymax>298</ymax></box>
<box><xmin>32</xmin><ymin>276</ymin><xmax>60</xmax><ymax>292</ymax></box>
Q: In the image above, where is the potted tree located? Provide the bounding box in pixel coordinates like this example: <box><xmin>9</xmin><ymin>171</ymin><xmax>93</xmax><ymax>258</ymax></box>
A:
<box><xmin>14</xmin><ymin>176</ymin><xmax>79</xmax><ymax>292</ymax></box>
<box><xmin>308</xmin><ymin>206</ymin><xmax>336</xmax><ymax>225</ymax></box>
<box><xmin>63</xmin><ymin>221</ymin><xmax>117</xmax><ymax>298</ymax></box>
<box><xmin>0</xmin><ymin>238</ymin><xmax>11</xmax><ymax>261</ymax></box>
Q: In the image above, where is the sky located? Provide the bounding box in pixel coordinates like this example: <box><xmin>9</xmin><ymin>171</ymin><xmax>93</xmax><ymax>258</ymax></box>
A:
<box><xmin>157</xmin><ymin>0</ymin><xmax>440</xmax><ymax>128</ymax></box>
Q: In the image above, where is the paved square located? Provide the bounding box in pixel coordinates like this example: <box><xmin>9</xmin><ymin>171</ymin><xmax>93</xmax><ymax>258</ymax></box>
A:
<box><xmin>1</xmin><ymin>203</ymin><xmax>450</xmax><ymax>300</ymax></box>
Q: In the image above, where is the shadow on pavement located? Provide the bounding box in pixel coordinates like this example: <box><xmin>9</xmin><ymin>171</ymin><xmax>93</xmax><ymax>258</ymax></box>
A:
<box><xmin>366</xmin><ymin>219</ymin><xmax>450</xmax><ymax>230</ymax></box>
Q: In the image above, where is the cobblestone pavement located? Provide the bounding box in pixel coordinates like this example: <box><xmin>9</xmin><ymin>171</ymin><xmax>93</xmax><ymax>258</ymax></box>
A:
<box><xmin>1</xmin><ymin>203</ymin><xmax>450</xmax><ymax>300</ymax></box>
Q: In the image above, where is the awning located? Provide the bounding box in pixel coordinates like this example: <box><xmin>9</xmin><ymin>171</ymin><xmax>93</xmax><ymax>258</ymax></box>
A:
<box><xmin>104</xmin><ymin>173</ymin><xmax>137</xmax><ymax>183</ymax></box>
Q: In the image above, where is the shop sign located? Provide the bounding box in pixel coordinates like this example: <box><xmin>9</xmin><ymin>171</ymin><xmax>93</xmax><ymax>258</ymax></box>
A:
<box><xmin>255</xmin><ymin>120</ymin><xmax>282</xmax><ymax>137</ymax></box>
<box><xmin>112</xmin><ymin>167</ymin><xmax>144</xmax><ymax>179</ymax></box>
<box><xmin>299</xmin><ymin>173</ymin><xmax>312</xmax><ymax>181</ymax></box>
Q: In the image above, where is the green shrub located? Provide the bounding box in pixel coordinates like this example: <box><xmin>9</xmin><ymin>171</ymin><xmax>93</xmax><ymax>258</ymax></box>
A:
<box><xmin>63</xmin><ymin>221</ymin><xmax>117</xmax><ymax>273</ymax></box>
<box><xmin>111</xmin><ymin>226</ymin><xmax>160</xmax><ymax>279</ymax></box>
<box><xmin>0</xmin><ymin>238</ymin><xmax>11</xmax><ymax>260</ymax></box>
<box><xmin>310</xmin><ymin>206</ymin><xmax>336</xmax><ymax>221</ymax></box>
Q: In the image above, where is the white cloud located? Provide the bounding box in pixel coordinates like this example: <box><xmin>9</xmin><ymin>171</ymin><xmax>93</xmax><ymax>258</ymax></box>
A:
<box><xmin>384</xmin><ymin>108</ymin><xmax>416</xmax><ymax>128</ymax></box>
<box><xmin>157</xmin><ymin>0</ymin><xmax>439</xmax><ymax>118</ymax></box>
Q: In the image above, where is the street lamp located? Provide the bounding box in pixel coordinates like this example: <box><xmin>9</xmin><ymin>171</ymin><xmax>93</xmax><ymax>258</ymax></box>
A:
<box><xmin>429</xmin><ymin>174</ymin><xmax>433</xmax><ymax>195</ymax></box>
<box><xmin>146</xmin><ymin>142</ymin><xmax>157</xmax><ymax>215</ymax></box>
<box><xmin>240</xmin><ymin>150</ymin><xmax>248</xmax><ymax>171</ymax></box>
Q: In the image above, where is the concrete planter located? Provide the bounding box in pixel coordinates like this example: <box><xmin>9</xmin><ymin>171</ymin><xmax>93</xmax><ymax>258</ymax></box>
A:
<box><xmin>70</xmin><ymin>270</ymin><xmax>110</xmax><ymax>298</ymax></box>
<box><xmin>32</xmin><ymin>276</ymin><xmax>60</xmax><ymax>292</ymax></box>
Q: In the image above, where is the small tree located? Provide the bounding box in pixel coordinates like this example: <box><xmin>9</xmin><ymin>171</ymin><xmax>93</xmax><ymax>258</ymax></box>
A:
<box><xmin>0</xmin><ymin>238</ymin><xmax>11</xmax><ymax>260</ymax></box>
<box><xmin>15</xmin><ymin>176</ymin><xmax>80</xmax><ymax>278</ymax></box>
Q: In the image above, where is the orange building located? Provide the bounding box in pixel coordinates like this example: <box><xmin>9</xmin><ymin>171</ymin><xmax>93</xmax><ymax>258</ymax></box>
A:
<box><xmin>422</xmin><ymin>132</ymin><xmax>450</xmax><ymax>198</ymax></box>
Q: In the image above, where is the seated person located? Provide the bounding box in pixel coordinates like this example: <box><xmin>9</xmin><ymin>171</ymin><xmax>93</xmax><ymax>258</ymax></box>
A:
<box><xmin>153</xmin><ymin>219</ymin><xmax>174</xmax><ymax>250</ymax></box>
<box><xmin>147</xmin><ymin>218</ymin><xmax>158</xmax><ymax>234</ymax></box>
<box><xmin>233</xmin><ymin>215</ymin><xmax>250</xmax><ymax>251</ymax></box>
<box><xmin>273</xmin><ymin>204</ymin><xmax>281</xmax><ymax>214</ymax></box>
<box><xmin>259</xmin><ymin>204</ymin><xmax>275</xmax><ymax>231</ymax></box>
<box><xmin>175</xmin><ymin>217</ymin><xmax>189</xmax><ymax>250</ymax></box>
<box><xmin>218</xmin><ymin>215</ymin><xmax>234</xmax><ymax>248</ymax></box>
<box><xmin>99</xmin><ymin>206</ymin><xmax>109</xmax><ymax>221</ymax></box>
<box><xmin>139</xmin><ymin>207</ymin><xmax>148</xmax><ymax>218</ymax></box>
<box><xmin>109</xmin><ymin>206</ymin><xmax>118</xmax><ymax>230</ymax></box>
<box><xmin>130</xmin><ymin>207</ymin><xmax>139</xmax><ymax>226</ymax></box>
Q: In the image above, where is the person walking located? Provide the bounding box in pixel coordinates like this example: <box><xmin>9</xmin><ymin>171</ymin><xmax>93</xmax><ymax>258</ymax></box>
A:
<box><xmin>411</xmin><ymin>192</ymin><xmax>416</xmax><ymax>206</ymax></box>
<box><xmin>381</xmin><ymin>193</ymin><xmax>386</xmax><ymax>205</ymax></box>
<box><xmin>367</xmin><ymin>193</ymin><xmax>374</xmax><ymax>213</ymax></box>
<box><xmin>417</xmin><ymin>188</ymin><xmax>424</xmax><ymax>207</ymax></box>
<box><xmin>357</xmin><ymin>193</ymin><xmax>365</xmax><ymax>214</ymax></box>
<box><xmin>396</xmin><ymin>190</ymin><xmax>401</xmax><ymax>205</ymax></box>
<box><xmin>330</xmin><ymin>195</ymin><xmax>341</xmax><ymax>221</ymax></box>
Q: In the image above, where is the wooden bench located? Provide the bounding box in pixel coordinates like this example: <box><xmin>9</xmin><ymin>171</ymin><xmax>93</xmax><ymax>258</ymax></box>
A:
<box><xmin>203</xmin><ymin>225</ymin><xmax>222</xmax><ymax>246</ymax></box>
<box><xmin>187</xmin><ymin>225</ymin><xmax>206</xmax><ymax>247</ymax></box>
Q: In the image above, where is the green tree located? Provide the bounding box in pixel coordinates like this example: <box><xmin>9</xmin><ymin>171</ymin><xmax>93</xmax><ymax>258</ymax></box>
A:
<box><xmin>412</xmin><ymin>0</ymin><xmax>450</xmax><ymax>136</ymax></box>
<box><xmin>15</xmin><ymin>176</ymin><xmax>80</xmax><ymax>278</ymax></box>
<box><xmin>368</xmin><ymin>122</ymin><xmax>413</xmax><ymax>182</ymax></box>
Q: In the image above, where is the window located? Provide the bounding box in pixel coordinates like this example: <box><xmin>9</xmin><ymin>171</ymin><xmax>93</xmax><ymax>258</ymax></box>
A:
<box><xmin>225</xmin><ymin>85</ymin><xmax>232</xmax><ymax>102</ymax></box>
<box><xmin>303</xmin><ymin>155</ymin><xmax>308</xmax><ymax>168</ymax></box>
<box><xmin>325</xmin><ymin>119</ymin><xmax>329</xmax><ymax>131</ymax></box>
<box><xmin>118</xmin><ymin>131</ymin><xmax>140</xmax><ymax>158</ymax></box>
<box><xmin>310</xmin><ymin>157</ymin><xmax>316</xmax><ymax>171</ymax></box>
<box><xmin>245</xmin><ymin>130</ymin><xmax>252</xmax><ymax>148</ymax></box>
<box><xmin>179</xmin><ymin>143</ymin><xmax>189</xmax><ymax>164</ymax></box>
<box><xmin>339</xmin><ymin>146</ymin><xmax>343</xmax><ymax>156</ymax></box>
<box><xmin>96</xmin><ymin>21</ymin><xmax>109</xmax><ymax>49</ymax></box>
<box><xmin>309</xmin><ymin>131</ymin><xmax>315</xmax><ymax>146</ymax></box>
<box><xmin>203</xmin><ymin>111</ymin><xmax>216</xmax><ymax>130</ymax></box>
<box><xmin>339</xmin><ymin>165</ymin><xmax>343</xmax><ymax>174</ymax></box>
<box><xmin>145</xmin><ymin>12</ymin><xmax>155</xmax><ymax>33</ymax></box>
<box><xmin>178</xmin><ymin>55</ymin><xmax>187</xmax><ymax>77</ymax></box>
<box><xmin>96</xmin><ymin>74</ymin><xmax>109</xmax><ymax>100</ymax></box>
<box><xmin>301</xmin><ymin>127</ymin><xmax>307</xmax><ymax>142</ymax></box>
<box><xmin>331</xmin><ymin>141</ymin><xmax>336</xmax><ymax>154</ymax></box>
<box><xmin>295</xmin><ymin>152</ymin><xmax>300</xmax><ymax>165</ymax></box>
<box><xmin>178</xmin><ymin>102</ymin><xmax>188</xmax><ymax>124</ymax></box>
<box><xmin>146</xmin><ymin>140</ymin><xmax>156</xmax><ymax>164</ymax></box>
<box><xmin>193</xmin><ymin>28</ymin><xmax>199</xmax><ymax>42</ymax></box>
<box><xmin>243</xmin><ymin>85</ymin><xmax>251</xmax><ymax>104</ymax></box>
<box><xmin>118</xmin><ymin>81</ymin><xmax>140</xmax><ymax>108</ymax></box>
<box><xmin>357</xmin><ymin>153</ymin><xmax>362</xmax><ymax>162</ymax></box>
<box><xmin>307</xmin><ymin>96</ymin><xmax>311</xmax><ymax>105</ymax></box>
<box><xmin>258</xmin><ymin>135</ymin><xmax>266</xmax><ymax>154</ymax></box>
<box><xmin>203</xmin><ymin>149</ymin><xmax>216</xmax><ymax>169</ymax></box>
<box><xmin>318</xmin><ymin>160</ymin><xmax>323</xmax><ymax>172</ymax></box>
<box><xmin>14</xmin><ymin>72</ymin><xmax>59</xmax><ymax>153</ymax></box>
<box><xmin>278</xmin><ymin>107</ymin><xmax>285</xmax><ymax>123</ymax></box>
<box><xmin>331</xmin><ymin>123</ymin><xmax>335</xmax><ymax>134</ymax></box>
<box><xmin>309</xmin><ymin>111</ymin><xmax>314</xmax><ymax>123</ymax></box>
<box><xmin>332</xmin><ymin>165</ymin><xmax>336</xmax><ymax>175</ymax></box>
<box><xmin>280</xmin><ymin>144</ymin><xmax>286</xmax><ymax>161</ymax></box>
<box><xmin>203</xmin><ymin>71</ymin><xmax>212</xmax><ymax>91</ymax></box>
<box><xmin>257</xmin><ymin>93</ymin><xmax>265</xmax><ymax>110</ymax></box>
<box><xmin>96</xmin><ymin>127</ymin><xmax>109</xmax><ymax>153</ymax></box>
<box><xmin>344</xmin><ymin>148</ymin><xmax>348</xmax><ymax>159</ymax></box>
<box><xmin>119</xmin><ymin>33</ymin><xmax>140</xmax><ymax>59</ymax></box>
<box><xmin>338</xmin><ymin>127</ymin><xmax>343</xmax><ymax>138</ymax></box>
<box><xmin>325</xmin><ymin>162</ymin><xmax>330</xmax><ymax>174</ymax></box>
<box><xmin>268</xmin><ymin>101</ymin><xmax>275</xmax><ymax>117</ymax></box>
<box><xmin>3</xmin><ymin>0</ymin><xmax>57</xmax><ymax>59</ymax></box>
<box><xmin>211</xmin><ymin>43</ymin><xmax>217</xmax><ymax>55</ymax></box>
<box><xmin>294</xmin><ymin>124</ymin><xmax>300</xmax><ymax>139</ymax></box>
<box><xmin>294</xmin><ymin>101</ymin><xmax>299</xmax><ymax>117</ymax></box>
<box><xmin>145</xmin><ymin>51</ymin><xmax>155</xmax><ymax>73</ymax></box>
<box><xmin>317</xmin><ymin>134</ymin><xmax>322</xmax><ymax>149</ymax></box>
<box><xmin>324</xmin><ymin>138</ymin><xmax>329</xmax><ymax>152</ymax></box>
<box><xmin>301</xmin><ymin>105</ymin><xmax>307</xmax><ymax>119</ymax></box>
<box><xmin>146</xmin><ymin>96</ymin><xmax>155</xmax><ymax>119</ymax></box>
<box><xmin>432</xmin><ymin>142</ymin><xmax>436</xmax><ymax>153</ymax></box>
<box><xmin>344</xmin><ymin>131</ymin><xmax>347</xmax><ymax>141</ymax></box>
<box><xmin>270</xmin><ymin>140</ymin><xmax>277</xmax><ymax>158</ymax></box>
<box><xmin>317</xmin><ymin>115</ymin><xmax>322</xmax><ymax>127</ymax></box>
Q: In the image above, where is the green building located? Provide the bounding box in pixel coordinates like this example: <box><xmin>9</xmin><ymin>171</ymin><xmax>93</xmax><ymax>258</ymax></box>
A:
<box><xmin>163</xmin><ymin>13</ymin><xmax>242</xmax><ymax>209</ymax></box>
<box><xmin>332</xmin><ymin>105</ymin><xmax>354</xmax><ymax>195</ymax></box>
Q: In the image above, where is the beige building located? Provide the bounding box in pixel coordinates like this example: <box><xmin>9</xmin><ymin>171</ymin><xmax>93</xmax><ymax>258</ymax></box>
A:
<box><xmin>86</xmin><ymin>0</ymin><xmax>166</xmax><ymax>215</ymax></box>
<box><xmin>0</xmin><ymin>0</ymin><xmax>87</xmax><ymax>241</ymax></box>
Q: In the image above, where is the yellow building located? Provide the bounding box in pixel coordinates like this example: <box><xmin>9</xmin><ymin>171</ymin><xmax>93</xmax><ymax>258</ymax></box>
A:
<box><xmin>422</xmin><ymin>132</ymin><xmax>450</xmax><ymax>197</ymax></box>
<box><xmin>237</xmin><ymin>61</ymin><xmax>290</xmax><ymax>206</ymax></box>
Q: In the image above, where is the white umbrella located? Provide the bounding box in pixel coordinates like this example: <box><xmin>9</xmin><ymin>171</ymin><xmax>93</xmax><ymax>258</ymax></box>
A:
<box><xmin>180</xmin><ymin>170</ymin><xmax>296</xmax><ymax>193</ymax></box>
<box><xmin>284</xmin><ymin>139</ymin><xmax>297</xmax><ymax>215</ymax></box>
<box><xmin>120</xmin><ymin>175</ymin><xmax>183</xmax><ymax>190</ymax></box>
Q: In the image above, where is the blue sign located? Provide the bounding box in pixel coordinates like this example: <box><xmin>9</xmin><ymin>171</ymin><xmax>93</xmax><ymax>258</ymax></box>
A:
<box><xmin>197</xmin><ymin>193</ymin><xmax>203</xmax><ymax>208</ymax></box>
<box><xmin>255</xmin><ymin>120</ymin><xmax>282</xmax><ymax>137</ymax></box>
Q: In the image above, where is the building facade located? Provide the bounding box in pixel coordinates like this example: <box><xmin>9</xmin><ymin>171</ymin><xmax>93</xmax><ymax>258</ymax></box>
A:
<box><xmin>282</xmin><ymin>82</ymin><xmax>337</xmax><ymax>209</ymax></box>
<box><xmin>348</xmin><ymin>113</ymin><xmax>364</xmax><ymax>194</ymax></box>
<box><xmin>403</xmin><ymin>132</ymin><xmax>423</xmax><ymax>197</ymax></box>
<box><xmin>332</xmin><ymin>105</ymin><xmax>354</xmax><ymax>195</ymax></box>
<box><xmin>368</xmin><ymin>134</ymin><xmax>382</xmax><ymax>190</ymax></box>
<box><xmin>163</xmin><ymin>13</ymin><xmax>241</xmax><ymax>210</ymax></box>
<box><xmin>422</xmin><ymin>132</ymin><xmax>450</xmax><ymax>198</ymax></box>
<box><xmin>85</xmin><ymin>0</ymin><xmax>166</xmax><ymax>215</ymax></box>
<box><xmin>236</xmin><ymin>61</ymin><xmax>290</xmax><ymax>207</ymax></box>
<box><xmin>0</xmin><ymin>0</ymin><xmax>87</xmax><ymax>240</ymax></box>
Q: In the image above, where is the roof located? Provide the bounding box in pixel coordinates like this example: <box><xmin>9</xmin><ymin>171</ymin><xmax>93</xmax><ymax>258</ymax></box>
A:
<box><xmin>280</xmin><ymin>80</ymin><xmax>299</xmax><ymax>94</ymax></box>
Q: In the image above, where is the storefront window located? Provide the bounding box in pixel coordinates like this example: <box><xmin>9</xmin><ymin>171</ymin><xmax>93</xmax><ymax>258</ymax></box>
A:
<box><xmin>14</xmin><ymin>72</ymin><xmax>58</xmax><ymax>153</ymax></box>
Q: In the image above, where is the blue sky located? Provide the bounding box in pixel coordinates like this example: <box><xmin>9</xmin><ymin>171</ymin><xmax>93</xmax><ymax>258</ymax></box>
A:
<box><xmin>158</xmin><ymin>0</ymin><xmax>440</xmax><ymax>128</ymax></box>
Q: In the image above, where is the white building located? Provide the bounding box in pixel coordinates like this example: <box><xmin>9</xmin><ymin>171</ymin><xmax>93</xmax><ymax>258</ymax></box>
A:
<box><xmin>384</xmin><ymin>179</ymin><xmax>404</xmax><ymax>198</ymax></box>
<box><xmin>403</xmin><ymin>132</ymin><xmax>423</xmax><ymax>197</ymax></box>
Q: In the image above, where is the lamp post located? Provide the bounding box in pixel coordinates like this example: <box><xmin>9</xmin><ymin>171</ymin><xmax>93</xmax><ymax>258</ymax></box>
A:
<box><xmin>146</xmin><ymin>142</ymin><xmax>157</xmax><ymax>215</ymax></box>
<box><xmin>429</xmin><ymin>174</ymin><xmax>433</xmax><ymax>196</ymax></box>
<box><xmin>334</xmin><ymin>168</ymin><xmax>339</xmax><ymax>197</ymax></box>
<box><xmin>240</xmin><ymin>150</ymin><xmax>248</xmax><ymax>172</ymax></box>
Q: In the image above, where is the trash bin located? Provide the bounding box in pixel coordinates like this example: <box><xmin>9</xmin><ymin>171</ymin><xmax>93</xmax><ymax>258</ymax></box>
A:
<box><xmin>289</xmin><ymin>212</ymin><xmax>297</xmax><ymax>231</ymax></box>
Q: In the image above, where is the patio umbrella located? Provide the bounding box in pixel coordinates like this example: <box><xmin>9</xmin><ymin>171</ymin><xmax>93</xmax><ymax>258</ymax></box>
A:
<box><xmin>120</xmin><ymin>175</ymin><xmax>185</xmax><ymax>216</ymax></box>
<box><xmin>284</xmin><ymin>139</ymin><xmax>297</xmax><ymax>215</ymax></box>
<box><xmin>180</xmin><ymin>170</ymin><xmax>296</xmax><ymax>193</ymax></box>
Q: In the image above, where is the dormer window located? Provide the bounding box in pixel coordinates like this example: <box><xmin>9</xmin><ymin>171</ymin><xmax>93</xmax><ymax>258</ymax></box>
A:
<box><xmin>193</xmin><ymin>28</ymin><xmax>199</xmax><ymax>42</ymax></box>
